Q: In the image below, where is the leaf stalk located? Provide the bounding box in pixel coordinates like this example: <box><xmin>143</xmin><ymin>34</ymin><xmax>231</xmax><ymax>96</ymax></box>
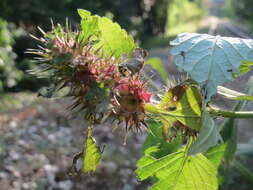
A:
<box><xmin>208</xmin><ymin>106</ymin><xmax>253</xmax><ymax>118</ymax></box>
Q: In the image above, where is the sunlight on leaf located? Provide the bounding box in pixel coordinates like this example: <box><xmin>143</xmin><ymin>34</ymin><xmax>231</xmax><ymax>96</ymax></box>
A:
<box><xmin>206</xmin><ymin>144</ymin><xmax>226</xmax><ymax>168</ymax></box>
<box><xmin>145</xmin><ymin>84</ymin><xmax>202</xmax><ymax>132</ymax></box>
<box><xmin>78</xmin><ymin>9</ymin><xmax>136</xmax><ymax>58</ymax></box>
<box><xmin>143</xmin><ymin>120</ymin><xmax>182</xmax><ymax>158</ymax></box>
<box><xmin>170</xmin><ymin>33</ymin><xmax>253</xmax><ymax>101</ymax></box>
<box><xmin>82</xmin><ymin>127</ymin><xmax>102</xmax><ymax>173</ymax></box>
<box><xmin>236</xmin><ymin>60</ymin><xmax>253</xmax><ymax>77</ymax></box>
<box><xmin>78</xmin><ymin>9</ymin><xmax>91</xmax><ymax>18</ymax></box>
<box><xmin>136</xmin><ymin>147</ymin><xmax>218</xmax><ymax>190</ymax></box>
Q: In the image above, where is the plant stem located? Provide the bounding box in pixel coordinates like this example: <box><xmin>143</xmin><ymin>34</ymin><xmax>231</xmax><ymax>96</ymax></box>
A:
<box><xmin>208</xmin><ymin>106</ymin><xmax>253</xmax><ymax>118</ymax></box>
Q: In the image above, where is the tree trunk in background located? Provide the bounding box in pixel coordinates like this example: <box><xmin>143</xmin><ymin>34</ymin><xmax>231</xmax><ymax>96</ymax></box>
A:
<box><xmin>140</xmin><ymin>0</ymin><xmax>171</xmax><ymax>36</ymax></box>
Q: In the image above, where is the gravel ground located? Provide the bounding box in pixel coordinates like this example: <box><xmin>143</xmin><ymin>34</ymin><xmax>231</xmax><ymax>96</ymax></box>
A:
<box><xmin>0</xmin><ymin>96</ymin><xmax>150</xmax><ymax>190</ymax></box>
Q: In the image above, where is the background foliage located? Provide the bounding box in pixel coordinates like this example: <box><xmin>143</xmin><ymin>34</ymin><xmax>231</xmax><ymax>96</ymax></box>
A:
<box><xmin>0</xmin><ymin>18</ymin><xmax>23</xmax><ymax>92</ymax></box>
<box><xmin>3</xmin><ymin>0</ymin><xmax>253</xmax><ymax>92</ymax></box>
<box><xmin>0</xmin><ymin>0</ymin><xmax>205</xmax><ymax>92</ymax></box>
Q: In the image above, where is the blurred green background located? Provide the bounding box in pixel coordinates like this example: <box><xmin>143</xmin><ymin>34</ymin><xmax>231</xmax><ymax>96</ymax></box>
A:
<box><xmin>1</xmin><ymin>0</ymin><xmax>253</xmax><ymax>190</ymax></box>
<box><xmin>0</xmin><ymin>0</ymin><xmax>205</xmax><ymax>93</ymax></box>
<box><xmin>2</xmin><ymin>0</ymin><xmax>253</xmax><ymax>93</ymax></box>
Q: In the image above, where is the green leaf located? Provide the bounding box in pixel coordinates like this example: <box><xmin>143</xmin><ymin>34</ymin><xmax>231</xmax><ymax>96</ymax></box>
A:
<box><xmin>136</xmin><ymin>148</ymin><xmax>219</xmax><ymax>190</ymax></box>
<box><xmin>77</xmin><ymin>9</ymin><xmax>91</xmax><ymax>18</ymax></box>
<box><xmin>206</xmin><ymin>144</ymin><xmax>226</xmax><ymax>185</ymax></box>
<box><xmin>145</xmin><ymin>84</ymin><xmax>202</xmax><ymax>131</ymax></box>
<box><xmin>189</xmin><ymin>111</ymin><xmax>222</xmax><ymax>155</ymax></box>
<box><xmin>206</xmin><ymin>144</ymin><xmax>226</xmax><ymax>168</ymax></box>
<box><xmin>237</xmin><ymin>60</ymin><xmax>253</xmax><ymax>77</ymax></box>
<box><xmin>78</xmin><ymin>9</ymin><xmax>136</xmax><ymax>58</ymax></box>
<box><xmin>79</xmin><ymin>13</ymin><xmax>99</xmax><ymax>41</ymax></box>
<box><xmin>146</xmin><ymin>57</ymin><xmax>168</xmax><ymax>82</ymax></box>
<box><xmin>160</xmin><ymin>84</ymin><xmax>202</xmax><ymax>131</ymax></box>
<box><xmin>143</xmin><ymin>120</ymin><xmax>182</xmax><ymax>158</ymax></box>
<box><xmin>170</xmin><ymin>33</ymin><xmax>253</xmax><ymax>101</ymax></box>
<box><xmin>82</xmin><ymin>127</ymin><xmax>102</xmax><ymax>173</ymax></box>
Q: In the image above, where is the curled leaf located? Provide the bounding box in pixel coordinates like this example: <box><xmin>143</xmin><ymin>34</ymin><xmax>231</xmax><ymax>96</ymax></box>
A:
<box><xmin>145</xmin><ymin>84</ymin><xmax>202</xmax><ymax>134</ymax></box>
<box><xmin>82</xmin><ymin>127</ymin><xmax>102</xmax><ymax>173</ymax></box>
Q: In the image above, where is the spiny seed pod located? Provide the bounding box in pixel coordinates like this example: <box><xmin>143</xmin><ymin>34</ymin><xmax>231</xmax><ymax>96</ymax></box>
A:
<box><xmin>112</xmin><ymin>76</ymin><xmax>152</xmax><ymax>134</ymax></box>
<box><xmin>28</xmin><ymin>24</ymin><xmax>153</xmax><ymax>135</ymax></box>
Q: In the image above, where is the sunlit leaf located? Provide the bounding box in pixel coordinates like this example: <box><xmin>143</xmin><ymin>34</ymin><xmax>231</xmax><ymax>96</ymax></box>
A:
<box><xmin>79</xmin><ymin>12</ymin><xmax>99</xmax><ymax>41</ymax></box>
<box><xmin>82</xmin><ymin>127</ymin><xmax>102</xmax><ymax>173</ymax></box>
<box><xmin>136</xmin><ymin>147</ymin><xmax>218</xmax><ymax>190</ymax></box>
<box><xmin>206</xmin><ymin>143</ymin><xmax>226</xmax><ymax>168</ymax></box>
<box><xmin>189</xmin><ymin>111</ymin><xmax>222</xmax><ymax>155</ymax></box>
<box><xmin>236</xmin><ymin>60</ymin><xmax>253</xmax><ymax>77</ymax></box>
<box><xmin>78</xmin><ymin>9</ymin><xmax>136</xmax><ymax>58</ymax></box>
<box><xmin>78</xmin><ymin>9</ymin><xmax>91</xmax><ymax>18</ymax></box>
<box><xmin>143</xmin><ymin>120</ymin><xmax>182</xmax><ymax>158</ymax></box>
<box><xmin>170</xmin><ymin>33</ymin><xmax>253</xmax><ymax>101</ymax></box>
<box><xmin>145</xmin><ymin>84</ymin><xmax>202</xmax><ymax>131</ymax></box>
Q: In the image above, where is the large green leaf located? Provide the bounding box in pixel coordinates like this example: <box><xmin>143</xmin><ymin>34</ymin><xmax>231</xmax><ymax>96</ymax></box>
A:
<box><xmin>189</xmin><ymin>111</ymin><xmax>222</xmax><ymax>155</ymax></box>
<box><xmin>136</xmin><ymin>147</ymin><xmax>219</xmax><ymax>190</ymax></box>
<box><xmin>143</xmin><ymin>120</ymin><xmax>182</xmax><ymax>158</ymax></box>
<box><xmin>170</xmin><ymin>33</ymin><xmax>253</xmax><ymax>101</ymax></box>
<box><xmin>78</xmin><ymin>9</ymin><xmax>136</xmax><ymax>58</ymax></box>
<box><xmin>206</xmin><ymin>144</ymin><xmax>226</xmax><ymax>185</ymax></box>
<box><xmin>82</xmin><ymin>127</ymin><xmax>102</xmax><ymax>173</ymax></box>
<box><xmin>145</xmin><ymin>84</ymin><xmax>202</xmax><ymax>131</ymax></box>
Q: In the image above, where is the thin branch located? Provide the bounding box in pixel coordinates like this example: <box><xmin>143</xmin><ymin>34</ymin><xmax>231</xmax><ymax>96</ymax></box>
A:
<box><xmin>207</xmin><ymin>106</ymin><xmax>253</xmax><ymax>118</ymax></box>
